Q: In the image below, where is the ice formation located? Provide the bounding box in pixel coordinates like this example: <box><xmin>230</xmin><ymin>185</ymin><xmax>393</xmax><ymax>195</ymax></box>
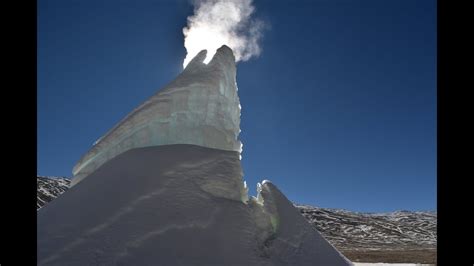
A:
<box><xmin>71</xmin><ymin>46</ymin><xmax>241</xmax><ymax>187</ymax></box>
<box><xmin>38</xmin><ymin>45</ymin><xmax>351</xmax><ymax>265</ymax></box>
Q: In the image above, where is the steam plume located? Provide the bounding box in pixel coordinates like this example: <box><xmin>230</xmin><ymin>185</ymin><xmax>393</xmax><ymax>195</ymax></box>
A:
<box><xmin>182</xmin><ymin>0</ymin><xmax>264</xmax><ymax>68</ymax></box>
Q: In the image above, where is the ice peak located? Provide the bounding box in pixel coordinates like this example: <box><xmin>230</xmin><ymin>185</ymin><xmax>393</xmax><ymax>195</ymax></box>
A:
<box><xmin>71</xmin><ymin>44</ymin><xmax>241</xmax><ymax>187</ymax></box>
<box><xmin>211</xmin><ymin>45</ymin><xmax>235</xmax><ymax>61</ymax></box>
<box><xmin>183</xmin><ymin>49</ymin><xmax>208</xmax><ymax>71</ymax></box>
<box><xmin>183</xmin><ymin>45</ymin><xmax>236</xmax><ymax>73</ymax></box>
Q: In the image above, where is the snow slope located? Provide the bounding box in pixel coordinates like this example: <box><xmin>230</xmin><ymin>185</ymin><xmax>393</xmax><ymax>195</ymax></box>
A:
<box><xmin>36</xmin><ymin>176</ymin><xmax>437</xmax><ymax>255</ymax></box>
<box><xmin>38</xmin><ymin>145</ymin><xmax>350</xmax><ymax>266</ymax></box>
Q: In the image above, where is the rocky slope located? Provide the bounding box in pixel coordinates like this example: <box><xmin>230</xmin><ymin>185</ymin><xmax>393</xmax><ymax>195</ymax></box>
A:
<box><xmin>295</xmin><ymin>204</ymin><xmax>436</xmax><ymax>251</ymax></box>
<box><xmin>37</xmin><ymin>176</ymin><xmax>70</xmax><ymax>210</ymax></box>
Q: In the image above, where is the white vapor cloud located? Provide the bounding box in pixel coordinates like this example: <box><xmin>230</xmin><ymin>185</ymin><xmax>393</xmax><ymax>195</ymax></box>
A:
<box><xmin>182</xmin><ymin>0</ymin><xmax>265</xmax><ymax>68</ymax></box>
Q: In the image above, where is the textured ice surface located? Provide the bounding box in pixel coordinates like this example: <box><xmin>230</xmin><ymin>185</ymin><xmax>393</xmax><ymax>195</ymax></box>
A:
<box><xmin>71</xmin><ymin>45</ymin><xmax>241</xmax><ymax>187</ymax></box>
<box><xmin>38</xmin><ymin>145</ymin><xmax>351</xmax><ymax>266</ymax></box>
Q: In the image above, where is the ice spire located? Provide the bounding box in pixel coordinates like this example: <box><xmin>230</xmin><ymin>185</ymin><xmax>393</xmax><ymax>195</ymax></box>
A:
<box><xmin>71</xmin><ymin>45</ymin><xmax>242</xmax><ymax>187</ymax></box>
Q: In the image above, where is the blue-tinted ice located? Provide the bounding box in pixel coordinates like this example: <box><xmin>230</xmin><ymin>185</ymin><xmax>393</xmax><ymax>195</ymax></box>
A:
<box><xmin>71</xmin><ymin>46</ymin><xmax>242</xmax><ymax>186</ymax></box>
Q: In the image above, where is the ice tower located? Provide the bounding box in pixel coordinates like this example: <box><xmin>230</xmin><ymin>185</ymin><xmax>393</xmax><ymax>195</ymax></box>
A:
<box><xmin>71</xmin><ymin>46</ymin><xmax>242</xmax><ymax>187</ymax></box>
<box><xmin>38</xmin><ymin>46</ymin><xmax>352</xmax><ymax>266</ymax></box>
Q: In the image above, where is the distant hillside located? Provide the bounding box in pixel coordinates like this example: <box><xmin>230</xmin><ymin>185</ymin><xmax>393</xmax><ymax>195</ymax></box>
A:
<box><xmin>37</xmin><ymin>176</ymin><xmax>70</xmax><ymax>210</ymax></box>
<box><xmin>295</xmin><ymin>204</ymin><xmax>436</xmax><ymax>263</ymax></box>
<box><xmin>296</xmin><ymin>204</ymin><xmax>436</xmax><ymax>251</ymax></box>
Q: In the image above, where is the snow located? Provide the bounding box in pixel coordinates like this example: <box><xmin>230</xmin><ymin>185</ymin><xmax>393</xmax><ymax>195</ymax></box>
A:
<box><xmin>38</xmin><ymin>145</ymin><xmax>350</xmax><ymax>265</ymax></box>
<box><xmin>71</xmin><ymin>45</ymin><xmax>242</xmax><ymax>187</ymax></box>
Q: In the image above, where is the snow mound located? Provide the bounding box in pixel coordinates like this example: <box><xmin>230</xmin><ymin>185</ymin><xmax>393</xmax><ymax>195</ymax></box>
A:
<box><xmin>38</xmin><ymin>145</ymin><xmax>350</xmax><ymax>265</ymax></box>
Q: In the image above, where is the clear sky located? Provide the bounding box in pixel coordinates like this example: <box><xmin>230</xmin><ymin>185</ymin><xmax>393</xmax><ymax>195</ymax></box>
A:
<box><xmin>38</xmin><ymin>0</ymin><xmax>436</xmax><ymax>212</ymax></box>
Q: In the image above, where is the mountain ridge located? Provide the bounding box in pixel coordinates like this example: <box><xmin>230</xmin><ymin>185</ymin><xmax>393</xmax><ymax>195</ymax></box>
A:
<box><xmin>294</xmin><ymin>203</ymin><xmax>436</xmax><ymax>215</ymax></box>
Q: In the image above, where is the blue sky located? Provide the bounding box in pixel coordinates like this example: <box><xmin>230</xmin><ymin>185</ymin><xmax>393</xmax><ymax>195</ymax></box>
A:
<box><xmin>38</xmin><ymin>0</ymin><xmax>436</xmax><ymax>212</ymax></box>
